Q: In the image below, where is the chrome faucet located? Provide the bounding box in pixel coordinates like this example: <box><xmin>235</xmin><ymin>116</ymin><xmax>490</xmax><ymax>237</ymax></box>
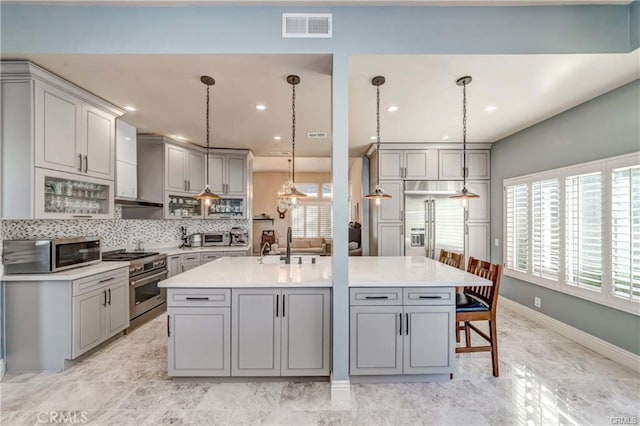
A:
<box><xmin>284</xmin><ymin>226</ymin><xmax>292</xmax><ymax>264</ymax></box>
<box><xmin>258</xmin><ymin>242</ymin><xmax>270</xmax><ymax>264</ymax></box>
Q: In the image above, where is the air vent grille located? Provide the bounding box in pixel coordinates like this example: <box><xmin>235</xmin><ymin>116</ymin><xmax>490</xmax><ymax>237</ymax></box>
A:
<box><xmin>282</xmin><ymin>13</ymin><xmax>332</xmax><ymax>38</ymax></box>
<box><xmin>307</xmin><ymin>132</ymin><xmax>328</xmax><ymax>139</ymax></box>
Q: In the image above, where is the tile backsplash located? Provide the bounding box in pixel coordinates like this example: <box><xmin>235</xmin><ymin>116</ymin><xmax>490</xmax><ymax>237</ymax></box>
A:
<box><xmin>0</xmin><ymin>206</ymin><xmax>249</xmax><ymax>249</ymax></box>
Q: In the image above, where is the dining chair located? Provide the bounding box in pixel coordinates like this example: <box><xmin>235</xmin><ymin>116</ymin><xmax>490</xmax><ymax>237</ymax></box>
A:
<box><xmin>455</xmin><ymin>257</ymin><xmax>503</xmax><ymax>377</ymax></box>
<box><xmin>438</xmin><ymin>249</ymin><xmax>463</xmax><ymax>269</ymax></box>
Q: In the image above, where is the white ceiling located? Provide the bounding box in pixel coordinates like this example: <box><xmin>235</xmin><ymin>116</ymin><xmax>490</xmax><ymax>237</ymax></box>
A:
<box><xmin>9</xmin><ymin>51</ymin><xmax>639</xmax><ymax>165</ymax></box>
<box><xmin>254</xmin><ymin>156</ymin><xmax>332</xmax><ymax>172</ymax></box>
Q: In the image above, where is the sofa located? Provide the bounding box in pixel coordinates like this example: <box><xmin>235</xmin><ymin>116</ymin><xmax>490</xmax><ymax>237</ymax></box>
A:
<box><xmin>272</xmin><ymin>237</ymin><xmax>327</xmax><ymax>255</ymax></box>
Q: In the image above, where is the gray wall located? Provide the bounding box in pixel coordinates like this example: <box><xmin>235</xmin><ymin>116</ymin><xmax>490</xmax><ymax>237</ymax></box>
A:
<box><xmin>491</xmin><ymin>79</ymin><xmax>640</xmax><ymax>355</ymax></box>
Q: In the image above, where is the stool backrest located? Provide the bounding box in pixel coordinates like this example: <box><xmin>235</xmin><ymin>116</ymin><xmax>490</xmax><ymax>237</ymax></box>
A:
<box><xmin>465</xmin><ymin>257</ymin><xmax>503</xmax><ymax>311</ymax></box>
<box><xmin>439</xmin><ymin>249</ymin><xmax>463</xmax><ymax>269</ymax></box>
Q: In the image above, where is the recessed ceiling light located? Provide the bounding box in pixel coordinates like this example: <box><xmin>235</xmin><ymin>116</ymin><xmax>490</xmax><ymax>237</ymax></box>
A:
<box><xmin>441</xmin><ymin>135</ymin><xmax>450</xmax><ymax>140</ymax></box>
<box><xmin>123</xmin><ymin>105</ymin><xmax>136</xmax><ymax>112</ymax></box>
<box><xmin>369</xmin><ymin>136</ymin><xmax>377</xmax><ymax>141</ymax></box>
<box><xmin>484</xmin><ymin>105</ymin><xmax>497</xmax><ymax>112</ymax></box>
<box><xmin>273</xmin><ymin>136</ymin><xmax>282</xmax><ymax>141</ymax></box>
<box><xmin>386</xmin><ymin>105</ymin><xmax>399</xmax><ymax>113</ymax></box>
<box><xmin>256</xmin><ymin>104</ymin><xmax>267</xmax><ymax>111</ymax></box>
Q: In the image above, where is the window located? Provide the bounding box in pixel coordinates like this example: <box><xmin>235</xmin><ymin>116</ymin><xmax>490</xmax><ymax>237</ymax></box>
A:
<box><xmin>503</xmin><ymin>152</ymin><xmax>639</xmax><ymax>315</ymax></box>
<box><xmin>291</xmin><ymin>183</ymin><xmax>333</xmax><ymax>239</ymax></box>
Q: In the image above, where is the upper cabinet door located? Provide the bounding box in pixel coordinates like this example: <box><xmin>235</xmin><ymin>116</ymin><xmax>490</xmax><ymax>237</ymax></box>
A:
<box><xmin>187</xmin><ymin>150</ymin><xmax>205</xmax><ymax>194</ymax></box>
<box><xmin>208</xmin><ymin>155</ymin><xmax>225</xmax><ymax>194</ymax></box>
<box><xmin>165</xmin><ymin>145</ymin><xmax>187</xmax><ymax>192</ymax></box>
<box><xmin>35</xmin><ymin>83</ymin><xmax>82</xmax><ymax>174</ymax></box>
<box><xmin>467</xmin><ymin>151</ymin><xmax>491</xmax><ymax>179</ymax></box>
<box><xmin>226</xmin><ymin>156</ymin><xmax>247</xmax><ymax>195</ymax></box>
<box><xmin>378</xmin><ymin>151</ymin><xmax>403</xmax><ymax>180</ymax></box>
<box><xmin>404</xmin><ymin>151</ymin><xmax>438</xmax><ymax>180</ymax></box>
<box><xmin>438</xmin><ymin>150</ymin><xmax>464</xmax><ymax>180</ymax></box>
<box><xmin>84</xmin><ymin>105</ymin><xmax>115</xmax><ymax>180</ymax></box>
<box><xmin>377</xmin><ymin>180</ymin><xmax>403</xmax><ymax>222</ymax></box>
<box><xmin>466</xmin><ymin>180</ymin><xmax>490</xmax><ymax>221</ymax></box>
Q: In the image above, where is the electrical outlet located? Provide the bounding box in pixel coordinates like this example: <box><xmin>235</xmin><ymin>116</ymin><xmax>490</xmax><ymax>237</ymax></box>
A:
<box><xmin>494</xmin><ymin>238</ymin><xmax>500</xmax><ymax>247</ymax></box>
<box><xmin>534</xmin><ymin>297</ymin><xmax>541</xmax><ymax>308</ymax></box>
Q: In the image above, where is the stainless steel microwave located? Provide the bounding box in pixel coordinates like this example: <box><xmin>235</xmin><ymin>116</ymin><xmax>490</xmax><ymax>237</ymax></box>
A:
<box><xmin>202</xmin><ymin>232</ymin><xmax>230</xmax><ymax>247</ymax></box>
<box><xmin>2</xmin><ymin>237</ymin><xmax>102</xmax><ymax>274</ymax></box>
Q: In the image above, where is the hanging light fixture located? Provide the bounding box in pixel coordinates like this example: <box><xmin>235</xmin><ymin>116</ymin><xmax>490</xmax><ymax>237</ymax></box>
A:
<box><xmin>279</xmin><ymin>74</ymin><xmax>306</xmax><ymax>205</ymax></box>
<box><xmin>194</xmin><ymin>75</ymin><xmax>222</xmax><ymax>204</ymax></box>
<box><xmin>365</xmin><ymin>75</ymin><xmax>392</xmax><ymax>206</ymax></box>
<box><xmin>450</xmin><ymin>76</ymin><xmax>480</xmax><ymax>205</ymax></box>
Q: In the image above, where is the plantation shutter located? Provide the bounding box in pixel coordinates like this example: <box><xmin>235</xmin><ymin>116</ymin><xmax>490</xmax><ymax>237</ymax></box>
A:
<box><xmin>505</xmin><ymin>183</ymin><xmax>528</xmax><ymax>273</ymax></box>
<box><xmin>291</xmin><ymin>203</ymin><xmax>332</xmax><ymax>239</ymax></box>
<box><xmin>565</xmin><ymin>172</ymin><xmax>602</xmax><ymax>290</ymax></box>
<box><xmin>611</xmin><ymin>165</ymin><xmax>640</xmax><ymax>301</ymax></box>
<box><xmin>291</xmin><ymin>206</ymin><xmax>305</xmax><ymax>238</ymax></box>
<box><xmin>531</xmin><ymin>178</ymin><xmax>560</xmax><ymax>281</ymax></box>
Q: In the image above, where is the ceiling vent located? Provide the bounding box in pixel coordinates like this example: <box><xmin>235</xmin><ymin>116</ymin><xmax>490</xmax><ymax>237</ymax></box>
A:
<box><xmin>306</xmin><ymin>132</ymin><xmax>328</xmax><ymax>139</ymax></box>
<box><xmin>270</xmin><ymin>151</ymin><xmax>291</xmax><ymax>156</ymax></box>
<box><xmin>282</xmin><ymin>13</ymin><xmax>332</xmax><ymax>38</ymax></box>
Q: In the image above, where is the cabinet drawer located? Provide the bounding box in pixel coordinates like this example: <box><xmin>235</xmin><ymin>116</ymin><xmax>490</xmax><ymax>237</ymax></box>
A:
<box><xmin>201</xmin><ymin>252</ymin><xmax>222</xmax><ymax>263</ymax></box>
<box><xmin>180</xmin><ymin>253</ymin><xmax>201</xmax><ymax>263</ymax></box>
<box><xmin>168</xmin><ymin>288</ymin><xmax>231</xmax><ymax>307</ymax></box>
<box><xmin>73</xmin><ymin>267</ymin><xmax>128</xmax><ymax>296</ymax></box>
<box><xmin>403</xmin><ymin>287</ymin><xmax>454</xmax><ymax>306</ymax></box>
<box><xmin>350</xmin><ymin>288</ymin><xmax>402</xmax><ymax>306</ymax></box>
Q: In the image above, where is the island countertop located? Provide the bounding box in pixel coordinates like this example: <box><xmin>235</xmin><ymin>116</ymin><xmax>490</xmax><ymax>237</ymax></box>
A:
<box><xmin>158</xmin><ymin>256</ymin><xmax>491</xmax><ymax>288</ymax></box>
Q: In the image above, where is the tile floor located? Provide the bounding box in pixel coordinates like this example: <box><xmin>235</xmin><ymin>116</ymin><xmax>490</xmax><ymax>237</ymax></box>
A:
<box><xmin>1</xmin><ymin>307</ymin><xmax>638</xmax><ymax>425</ymax></box>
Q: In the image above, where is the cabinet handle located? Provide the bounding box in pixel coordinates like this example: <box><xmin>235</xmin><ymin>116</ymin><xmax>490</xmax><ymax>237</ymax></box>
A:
<box><xmin>399</xmin><ymin>312</ymin><xmax>403</xmax><ymax>335</ymax></box>
<box><xmin>188</xmin><ymin>180</ymin><xmax>191</xmax><ymax>191</ymax></box>
<box><xmin>418</xmin><ymin>295</ymin><xmax>442</xmax><ymax>299</ymax></box>
<box><xmin>365</xmin><ymin>295</ymin><xmax>388</xmax><ymax>299</ymax></box>
<box><xmin>72</xmin><ymin>215</ymin><xmax>93</xmax><ymax>218</ymax></box>
<box><xmin>99</xmin><ymin>277</ymin><xmax>115</xmax><ymax>284</ymax></box>
<box><xmin>78</xmin><ymin>154</ymin><xmax>83</xmax><ymax>172</ymax></box>
<box><xmin>406</xmin><ymin>313</ymin><xmax>409</xmax><ymax>335</ymax></box>
<box><xmin>185</xmin><ymin>297</ymin><xmax>209</xmax><ymax>301</ymax></box>
<box><xmin>276</xmin><ymin>294</ymin><xmax>279</xmax><ymax>317</ymax></box>
<box><xmin>282</xmin><ymin>294</ymin><xmax>286</xmax><ymax>317</ymax></box>
<box><xmin>83</xmin><ymin>155</ymin><xmax>88</xmax><ymax>173</ymax></box>
<box><xmin>108</xmin><ymin>288</ymin><xmax>112</xmax><ymax>305</ymax></box>
<box><xmin>103</xmin><ymin>290</ymin><xmax>107</xmax><ymax>307</ymax></box>
<box><xmin>185</xmin><ymin>180</ymin><xmax>188</xmax><ymax>191</ymax></box>
<box><xmin>167</xmin><ymin>315</ymin><xmax>171</xmax><ymax>337</ymax></box>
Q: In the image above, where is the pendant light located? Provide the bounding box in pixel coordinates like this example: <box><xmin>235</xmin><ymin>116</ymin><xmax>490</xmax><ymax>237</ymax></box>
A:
<box><xmin>365</xmin><ymin>75</ymin><xmax>392</xmax><ymax>206</ymax></box>
<box><xmin>279</xmin><ymin>74</ymin><xmax>306</xmax><ymax>205</ymax></box>
<box><xmin>194</xmin><ymin>75</ymin><xmax>222</xmax><ymax>204</ymax></box>
<box><xmin>450</xmin><ymin>76</ymin><xmax>479</xmax><ymax>204</ymax></box>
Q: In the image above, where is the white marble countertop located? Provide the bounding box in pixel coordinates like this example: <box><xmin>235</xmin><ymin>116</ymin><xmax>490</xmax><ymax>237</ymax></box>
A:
<box><xmin>159</xmin><ymin>256</ymin><xmax>332</xmax><ymax>288</ymax></box>
<box><xmin>156</xmin><ymin>245</ymin><xmax>251</xmax><ymax>256</ymax></box>
<box><xmin>349</xmin><ymin>256</ymin><xmax>492</xmax><ymax>287</ymax></box>
<box><xmin>1</xmin><ymin>261</ymin><xmax>130</xmax><ymax>282</ymax></box>
<box><xmin>158</xmin><ymin>256</ymin><xmax>491</xmax><ymax>288</ymax></box>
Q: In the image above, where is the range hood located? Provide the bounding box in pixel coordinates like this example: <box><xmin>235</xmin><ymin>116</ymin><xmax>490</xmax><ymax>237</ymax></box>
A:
<box><xmin>404</xmin><ymin>180</ymin><xmax>461</xmax><ymax>195</ymax></box>
<box><xmin>115</xmin><ymin>198</ymin><xmax>163</xmax><ymax>208</ymax></box>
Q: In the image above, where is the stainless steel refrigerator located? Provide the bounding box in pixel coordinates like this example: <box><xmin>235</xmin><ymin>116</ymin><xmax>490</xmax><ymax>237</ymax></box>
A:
<box><xmin>404</xmin><ymin>181</ymin><xmax>465</xmax><ymax>259</ymax></box>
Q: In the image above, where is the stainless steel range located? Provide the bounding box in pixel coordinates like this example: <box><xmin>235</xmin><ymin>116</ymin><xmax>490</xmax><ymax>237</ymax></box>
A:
<box><xmin>102</xmin><ymin>250</ymin><xmax>167</xmax><ymax>327</ymax></box>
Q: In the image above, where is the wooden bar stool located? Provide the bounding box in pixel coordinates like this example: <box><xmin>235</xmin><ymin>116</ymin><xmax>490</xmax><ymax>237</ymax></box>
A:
<box><xmin>438</xmin><ymin>249</ymin><xmax>463</xmax><ymax>269</ymax></box>
<box><xmin>455</xmin><ymin>257</ymin><xmax>503</xmax><ymax>377</ymax></box>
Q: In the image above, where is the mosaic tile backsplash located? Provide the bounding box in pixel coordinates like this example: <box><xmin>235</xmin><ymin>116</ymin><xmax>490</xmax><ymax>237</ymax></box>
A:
<box><xmin>0</xmin><ymin>206</ymin><xmax>249</xmax><ymax>249</ymax></box>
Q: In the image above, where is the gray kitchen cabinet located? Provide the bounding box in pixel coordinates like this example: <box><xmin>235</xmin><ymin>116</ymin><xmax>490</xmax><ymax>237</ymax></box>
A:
<box><xmin>281</xmin><ymin>288</ymin><xmax>331</xmax><ymax>376</ymax></box>
<box><xmin>466</xmin><ymin>222</ymin><xmax>490</xmax><ymax>265</ymax></box>
<box><xmin>115</xmin><ymin>120</ymin><xmax>138</xmax><ymax>199</ymax></box>
<box><xmin>377</xmin><ymin>223</ymin><xmax>403</xmax><ymax>256</ymax></box>
<box><xmin>466</xmin><ymin>180</ymin><xmax>490</xmax><ymax>222</ymax></box>
<box><xmin>167</xmin><ymin>255</ymin><xmax>181</xmax><ymax>278</ymax></box>
<box><xmin>231</xmin><ymin>288</ymin><xmax>281</xmax><ymax>376</ymax></box>
<box><xmin>181</xmin><ymin>261</ymin><xmax>201</xmax><ymax>273</ymax></box>
<box><xmin>200</xmin><ymin>252</ymin><xmax>222</xmax><ymax>264</ymax></box>
<box><xmin>231</xmin><ymin>287</ymin><xmax>331</xmax><ymax>377</ymax></box>
<box><xmin>207</xmin><ymin>152</ymin><xmax>248</xmax><ymax>196</ymax></box>
<box><xmin>73</xmin><ymin>288</ymin><xmax>106</xmax><ymax>356</ymax></box>
<box><xmin>106</xmin><ymin>280</ymin><xmax>129</xmax><ymax>336</ymax></box>
<box><xmin>376</xmin><ymin>180</ymin><xmax>403</xmax><ymax>222</ymax></box>
<box><xmin>349</xmin><ymin>287</ymin><xmax>455</xmax><ymax>377</ymax></box>
<box><xmin>187</xmin><ymin>150</ymin><xmax>205</xmax><ymax>194</ymax></box>
<box><xmin>223</xmin><ymin>250</ymin><xmax>248</xmax><ymax>257</ymax></box>
<box><xmin>207</xmin><ymin>154</ymin><xmax>226</xmax><ymax>194</ymax></box>
<box><xmin>350</xmin><ymin>305</ymin><xmax>403</xmax><ymax>375</ymax></box>
<box><xmin>180</xmin><ymin>253</ymin><xmax>201</xmax><ymax>272</ymax></box>
<box><xmin>404</xmin><ymin>150</ymin><xmax>439</xmax><ymax>180</ymax></box>
<box><xmin>438</xmin><ymin>150</ymin><xmax>491</xmax><ymax>180</ymax></box>
<box><xmin>165</xmin><ymin>144</ymin><xmax>205</xmax><ymax>194</ymax></box>
<box><xmin>168</xmin><ymin>306</ymin><xmax>231</xmax><ymax>376</ymax></box>
<box><xmin>83</xmin><ymin>104</ymin><xmax>116</xmax><ymax>180</ymax></box>
<box><xmin>378</xmin><ymin>150</ymin><xmax>403</xmax><ymax>180</ymax></box>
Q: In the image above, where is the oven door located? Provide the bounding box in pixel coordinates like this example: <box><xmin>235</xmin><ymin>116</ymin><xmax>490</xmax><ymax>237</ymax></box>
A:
<box><xmin>129</xmin><ymin>269</ymin><xmax>167</xmax><ymax>320</ymax></box>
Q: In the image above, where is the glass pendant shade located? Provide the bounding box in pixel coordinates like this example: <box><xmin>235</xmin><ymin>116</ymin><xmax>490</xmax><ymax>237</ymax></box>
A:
<box><xmin>195</xmin><ymin>75</ymin><xmax>222</xmax><ymax>202</ymax></box>
<box><xmin>365</xmin><ymin>184</ymin><xmax>392</xmax><ymax>201</ymax></box>
<box><xmin>449</xmin><ymin>186</ymin><xmax>480</xmax><ymax>200</ymax></box>
<box><xmin>365</xmin><ymin>75</ymin><xmax>392</xmax><ymax>204</ymax></box>
<box><xmin>194</xmin><ymin>185</ymin><xmax>221</xmax><ymax>202</ymax></box>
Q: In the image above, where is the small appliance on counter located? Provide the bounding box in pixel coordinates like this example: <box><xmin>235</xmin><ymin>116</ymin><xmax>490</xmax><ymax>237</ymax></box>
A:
<box><xmin>189</xmin><ymin>233</ymin><xmax>203</xmax><ymax>247</ymax></box>
<box><xmin>2</xmin><ymin>237</ymin><xmax>102</xmax><ymax>274</ymax></box>
<box><xmin>202</xmin><ymin>231</ymin><xmax>230</xmax><ymax>247</ymax></box>
<box><xmin>230</xmin><ymin>227</ymin><xmax>249</xmax><ymax>246</ymax></box>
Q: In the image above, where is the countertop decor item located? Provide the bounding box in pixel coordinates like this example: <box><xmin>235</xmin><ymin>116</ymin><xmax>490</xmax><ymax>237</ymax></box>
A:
<box><xmin>365</xmin><ymin>75</ymin><xmax>392</xmax><ymax>206</ymax></box>
<box><xmin>194</xmin><ymin>75</ymin><xmax>222</xmax><ymax>204</ymax></box>
<box><xmin>450</xmin><ymin>75</ymin><xmax>480</xmax><ymax>204</ymax></box>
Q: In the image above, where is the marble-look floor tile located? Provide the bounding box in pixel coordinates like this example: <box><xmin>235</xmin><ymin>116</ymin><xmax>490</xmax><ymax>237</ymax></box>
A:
<box><xmin>197</xmin><ymin>382</ymin><xmax>284</xmax><ymax>410</ymax></box>
<box><xmin>119</xmin><ymin>381</ymin><xmax>210</xmax><ymax>411</ymax></box>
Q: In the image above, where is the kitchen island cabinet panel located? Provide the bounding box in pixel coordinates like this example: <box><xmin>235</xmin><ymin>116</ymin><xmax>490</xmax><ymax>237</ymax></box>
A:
<box><xmin>73</xmin><ymin>289</ymin><xmax>105</xmax><ymax>357</ymax></box>
<box><xmin>231</xmin><ymin>289</ymin><xmax>281</xmax><ymax>376</ymax></box>
<box><xmin>403</xmin><ymin>305</ymin><xmax>454</xmax><ymax>374</ymax></box>
<box><xmin>350</xmin><ymin>306</ymin><xmax>403</xmax><ymax>375</ymax></box>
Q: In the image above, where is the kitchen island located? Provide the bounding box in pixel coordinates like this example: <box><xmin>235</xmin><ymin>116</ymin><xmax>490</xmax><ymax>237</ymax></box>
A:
<box><xmin>159</xmin><ymin>256</ymin><xmax>490</xmax><ymax>382</ymax></box>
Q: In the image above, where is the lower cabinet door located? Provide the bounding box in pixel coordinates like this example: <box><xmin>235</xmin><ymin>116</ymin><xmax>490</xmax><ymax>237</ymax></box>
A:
<box><xmin>181</xmin><ymin>261</ymin><xmax>200</xmax><ymax>273</ymax></box>
<box><xmin>167</xmin><ymin>256</ymin><xmax>180</xmax><ymax>278</ymax></box>
<box><xmin>403</xmin><ymin>305</ymin><xmax>455</xmax><ymax>374</ymax></box>
<box><xmin>106</xmin><ymin>281</ymin><xmax>130</xmax><ymax>337</ymax></box>
<box><xmin>168</xmin><ymin>307</ymin><xmax>231</xmax><ymax>376</ymax></box>
<box><xmin>72</xmin><ymin>289</ymin><xmax>106</xmax><ymax>358</ymax></box>
<box><xmin>350</xmin><ymin>305</ymin><xmax>403</xmax><ymax>375</ymax></box>
<box><xmin>231</xmin><ymin>289</ymin><xmax>281</xmax><ymax>376</ymax></box>
<box><xmin>281</xmin><ymin>288</ymin><xmax>331</xmax><ymax>376</ymax></box>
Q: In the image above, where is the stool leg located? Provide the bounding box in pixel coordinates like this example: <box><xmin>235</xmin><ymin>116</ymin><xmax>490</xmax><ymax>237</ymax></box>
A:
<box><xmin>456</xmin><ymin>321</ymin><xmax>461</xmax><ymax>343</ymax></box>
<box><xmin>465</xmin><ymin>322</ymin><xmax>471</xmax><ymax>348</ymax></box>
<box><xmin>489</xmin><ymin>319</ymin><xmax>499</xmax><ymax>377</ymax></box>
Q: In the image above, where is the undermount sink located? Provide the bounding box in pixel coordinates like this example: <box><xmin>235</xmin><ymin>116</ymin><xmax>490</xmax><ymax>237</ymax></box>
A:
<box><xmin>259</xmin><ymin>255</ymin><xmax>320</xmax><ymax>264</ymax></box>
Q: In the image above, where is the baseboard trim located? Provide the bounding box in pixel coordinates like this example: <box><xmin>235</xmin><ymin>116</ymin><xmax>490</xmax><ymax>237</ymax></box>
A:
<box><xmin>330</xmin><ymin>373</ymin><xmax>351</xmax><ymax>401</ymax></box>
<box><xmin>0</xmin><ymin>358</ymin><xmax>5</xmax><ymax>379</ymax></box>
<box><xmin>500</xmin><ymin>296</ymin><xmax>640</xmax><ymax>373</ymax></box>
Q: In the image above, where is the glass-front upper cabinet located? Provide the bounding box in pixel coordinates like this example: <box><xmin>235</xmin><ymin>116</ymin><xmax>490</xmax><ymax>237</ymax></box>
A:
<box><xmin>205</xmin><ymin>197</ymin><xmax>246</xmax><ymax>219</ymax></box>
<box><xmin>35</xmin><ymin>168</ymin><xmax>114</xmax><ymax>219</ymax></box>
<box><xmin>165</xmin><ymin>193</ymin><xmax>203</xmax><ymax>219</ymax></box>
